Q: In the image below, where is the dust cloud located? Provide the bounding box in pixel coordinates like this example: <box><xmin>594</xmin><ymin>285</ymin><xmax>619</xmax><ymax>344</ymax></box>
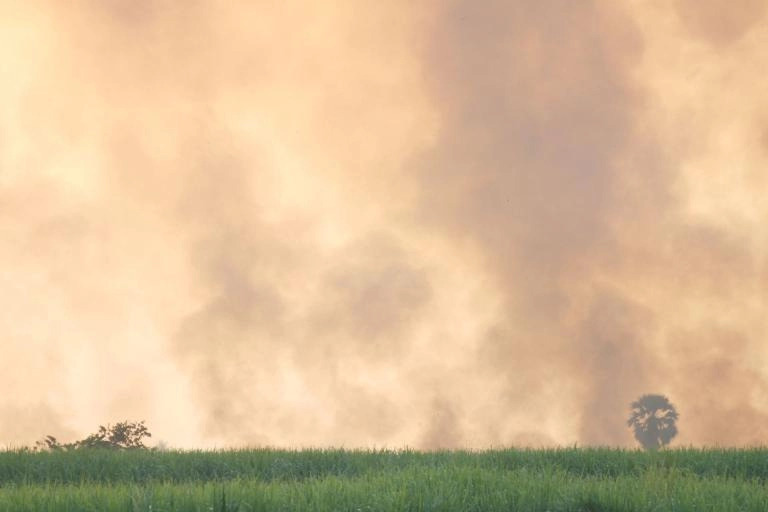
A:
<box><xmin>1</xmin><ymin>1</ymin><xmax>766</xmax><ymax>448</ymax></box>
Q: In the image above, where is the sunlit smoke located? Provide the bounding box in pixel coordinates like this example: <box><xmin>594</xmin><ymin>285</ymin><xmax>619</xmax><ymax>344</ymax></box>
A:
<box><xmin>1</xmin><ymin>0</ymin><xmax>767</xmax><ymax>448</ymax></box>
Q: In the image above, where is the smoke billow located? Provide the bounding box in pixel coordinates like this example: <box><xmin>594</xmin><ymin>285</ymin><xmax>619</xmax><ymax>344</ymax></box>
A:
<box><xmin>674</xmin><ymin>0</ymin><xmax>767</xmax><ymax>47</ymax></box>
<box><xmin>1</xmin><ymin>0</ymin><xmax>767</xmax><ymax>448</ymax></box>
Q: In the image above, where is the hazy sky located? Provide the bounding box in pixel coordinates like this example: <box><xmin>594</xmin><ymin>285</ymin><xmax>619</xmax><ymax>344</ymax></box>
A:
<box><xmin>1</xmin><ymin>0</ymin><xmax>767</xmax><ymax>449</ymax></box>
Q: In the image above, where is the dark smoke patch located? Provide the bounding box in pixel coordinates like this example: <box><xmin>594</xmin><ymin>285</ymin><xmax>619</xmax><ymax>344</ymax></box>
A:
<box><xmin>674</xmin><ymin>0</ymin><xmax>767</xmax><ymax>47</ymax></box>
<box><xmin>173</xmin><ymin>281</ymin><xmax>286</xmax><ymax>441</ymax></box>
<box><xmin>310</xmin><ymin>234</ymin><xmax>432</xmax><ymax>360</ymax></box>
<box><xmin>665</xmin><ymin>224</ymin><xmax>756</xmax><ymax>297</ymax></box>
<box><xmin>170</xmin><ymin>136</ymin><xmax>291</xmax><ymax>442</ymax></box>
<box><xmin>421</xmin><ymin>398</ymin><xmax>463</xmax><ymax>450</ymax></box>
<box><xmin>330</xmin><ymin>384</ymin><xmax>403</xmax><ymax>444</ymax></box>
<box><xmin>668</xmin><ymin>327</ymin><xmax>768</xmax><ymax>445</ymax></box>
<box><xmin>91</xmin><ymin>0</ymin><xmax>157</xmax><ymax>27</ymax></box>
<box><xmin>575</xmin><ymin>290</ymin><xmax>655</xmax><ymax>446</ymax></box>
<box><xmin>416</xmin><ymin>0</ymin><xmax>644</xmax><ymax>314</ymax></box>
<box><xmin>167</xmin><ymin>130</ymin><xmax>431</xmax><ymax>443</ymax></box>
<box><xmin>416</xmin><ymin>0</ymin><xmax>653</xmax><ymax>445</ymax></box>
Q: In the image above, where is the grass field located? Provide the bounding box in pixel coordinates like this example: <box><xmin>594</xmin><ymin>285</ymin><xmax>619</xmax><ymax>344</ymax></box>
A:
<box><xmin>0</xmin><ymin>447</ymin><xmax>767</xmax><ymax>511</ymax></box>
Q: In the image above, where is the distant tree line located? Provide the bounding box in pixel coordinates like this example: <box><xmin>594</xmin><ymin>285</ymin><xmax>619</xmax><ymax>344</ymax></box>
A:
<box><xmin>26</xmin><ymin>396</ymin><xmax>678</xmax><ymax>452</ymax></box>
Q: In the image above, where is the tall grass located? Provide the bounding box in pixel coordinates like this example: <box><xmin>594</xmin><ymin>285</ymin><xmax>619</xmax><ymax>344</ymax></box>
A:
<box><xmin>0</xmin><ymin>447</ymin><xmax>766</xmax><ymax>511</ymax></box>
<box><xmin>2</xmin><ymin>446</ymin><xmax>768</xmax><ymax>484</ymax></box>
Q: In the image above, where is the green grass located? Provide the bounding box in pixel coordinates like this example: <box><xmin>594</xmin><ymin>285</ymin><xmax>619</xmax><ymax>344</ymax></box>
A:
<box><xmin>0</xmin><ymin>447</ymin><xmax>766</xmax><ymax>511</ymax></box>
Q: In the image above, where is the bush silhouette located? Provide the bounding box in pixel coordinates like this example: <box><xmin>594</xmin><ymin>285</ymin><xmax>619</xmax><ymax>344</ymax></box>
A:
<box><xmin>37</xmin><ymin>421</ymin><xmax>151</xmax><ymax>451</ymax></box>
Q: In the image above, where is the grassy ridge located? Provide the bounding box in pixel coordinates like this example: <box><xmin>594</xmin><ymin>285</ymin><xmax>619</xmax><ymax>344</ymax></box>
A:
<box><xmin>0</xmin><ymin>448</ymin><xmax>767</xmax><ymax>511</ymax></box>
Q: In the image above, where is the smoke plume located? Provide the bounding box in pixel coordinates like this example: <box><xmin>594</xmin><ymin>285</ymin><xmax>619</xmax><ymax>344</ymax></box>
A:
<box><xmin>1</xmin><ymin>0</ymin><xmax>767</xmax><ymax>448</ymax></box>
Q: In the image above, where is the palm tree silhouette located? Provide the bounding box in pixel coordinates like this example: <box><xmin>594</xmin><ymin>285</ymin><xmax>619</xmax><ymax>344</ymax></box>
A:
<box><xmin>627</xmin><ymin>394</ymin><xmax>678</xmax><ymax>450</ymax></box>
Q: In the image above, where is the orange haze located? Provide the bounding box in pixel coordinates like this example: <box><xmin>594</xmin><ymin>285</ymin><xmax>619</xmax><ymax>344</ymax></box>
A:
<box><xmin>1</xmin><ymin>0</ymin><xmax>767</xmax><ymax>448</ymax></box>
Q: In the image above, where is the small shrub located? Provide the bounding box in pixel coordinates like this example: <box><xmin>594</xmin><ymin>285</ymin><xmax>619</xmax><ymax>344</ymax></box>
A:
<box><xmin>36</xmin><ymin>421</ymin><xmax>152</xmax><ymax>451</ymax></box>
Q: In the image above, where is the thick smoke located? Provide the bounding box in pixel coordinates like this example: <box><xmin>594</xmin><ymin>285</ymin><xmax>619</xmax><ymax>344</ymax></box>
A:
<box><xmin>1</xmin><ymin>1</ymin><xmax>767</xmax><ymax>448</ymax></box>
<box><xmin>415</xmin><ymin>0</ymin><xmax>657</xmax><ymax>446</ymax></box>
<box><xmin>674</xmin><ymin>0</ymin><xmax>766</xmax><ymax>46</ymax></box>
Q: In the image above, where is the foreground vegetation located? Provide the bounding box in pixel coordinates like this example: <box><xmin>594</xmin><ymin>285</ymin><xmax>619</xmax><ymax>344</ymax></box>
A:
<box><xmin>1</xmin><ymin>447</ymin><xmax>767</xmax><ymax>511</ymax></box>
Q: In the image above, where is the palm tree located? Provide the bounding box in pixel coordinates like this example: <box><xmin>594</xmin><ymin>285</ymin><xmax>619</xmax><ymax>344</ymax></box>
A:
<box><xmin>627</xmin><ymin>394</ymin><xmax>678</xmax><ymax>450</ymax></box>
